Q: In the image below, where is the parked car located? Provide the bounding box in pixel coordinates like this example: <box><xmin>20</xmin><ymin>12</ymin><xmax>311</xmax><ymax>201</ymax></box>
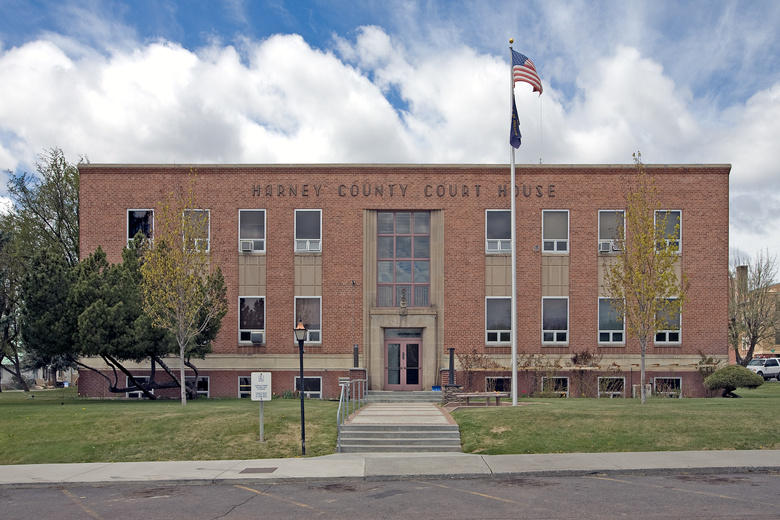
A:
<box><xmin>746</xmin><ymin>358</ymin><xmax>780</xmax><ymax>380</ymax></box>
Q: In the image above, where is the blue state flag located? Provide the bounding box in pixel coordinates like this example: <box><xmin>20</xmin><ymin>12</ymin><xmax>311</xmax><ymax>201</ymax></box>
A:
<box><xmin>510</xmin><ymin>93</ymin><xmax>522</xmax><ymax>149</ymax></box>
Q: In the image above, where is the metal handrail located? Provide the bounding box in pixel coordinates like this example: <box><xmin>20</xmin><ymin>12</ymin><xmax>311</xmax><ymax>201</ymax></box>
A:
<box><xmin>336</xmin><ymin>378</ymin><xmax>367</xmax><ymax>453</ymax></box>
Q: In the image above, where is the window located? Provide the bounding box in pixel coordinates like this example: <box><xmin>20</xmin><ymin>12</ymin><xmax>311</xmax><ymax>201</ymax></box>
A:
<box><xmin>486</xmin><ymin>377</ymin><xmax>510</xmax><ymax>392</ymax></box>
<box><xmin>598</xmin><ymin>377</ymin><xmax>625</xmax><ymax>398</ymax></box>
<box><xmin>127</xmin><ymin>209</ymin><xmax>153</xmax><ymax>242</ymax></box>
<box><xmin>126</xmin><ymin>376</ymin><xmax>152</xmax><ymax>399</ymax></box>
<box><xmin>295</xmin><ymin>297</ymin><xmax>321</xmax><ymax>343</ymax></box>
<box><xmin>377</xmin><ymin>211</ymin><xmax>430</xmax><ymax>307</ymax></box>
<box><xmin>598</xmin><ymin>210</ymin><xmax>624</xmax><ymax>253</ymax></box>
<box><xmin>183</xmin><ymin>209</ymin><xmax>210</xmax><ymax>251</ymax></box>
<box><xmin>653</xmin><ymin>377</ymin><xmax>682</xmax><ymax>398</ymax></box>
<box><xmin>486</xmin><ymin>210</ymin><xmax>511</xmax><ymax>252</ymax></box>
<box><xmin>655</xmin><ymin>210</ymin><xmax>681</xmax><ymax>252</ymax></box>
<box><xmin>655</xmin><ymin>298</ymin><xmax>681</xmax><ymax>344</ymax></box>
<box><xmin>295</xmin><ymin>209</ymin><xmax>321</xmax><ymax>252</ymax></box>
<box><xmin>542</xmin><ymin>210</ymin><xmax>568</xmax><ymax>252</ymax></box>
<box><xmin>542</xmin><ymin>297</ymin><xmax>568</xmax><ymax>343</ymax></box>
<box><xmin>239</xmin><ymin>297</ymin><xmax>265</xmax><ymax>344</ymax></box>
<box><xmin>185</xmin><ymin>376</ymin><xmax>209</xmax><ymax>398</ymax></box>
<box><xmin>486</xmin><ymin>297</ymin><xmax>511</xmax><ymax>344</ymax></box>
<box><xmin>541</xmin><ymin>376</ymin><xmax>569</xmax><ymax>397</ymax></box>
<box><xmin>294</xmin><ymin>376</ymin><xmax>322</xmax><ymax>398</ymax></box>
<box><xmin>239</xmin><ymin>209</ymin><xmax>265</xmax><ymax>253</ymax></box>
<box><xmin>598</xmin><ymin>298</ymin><xmax>624</xmax><ymax>343</ymax></box>
<box><xmin>238</xmin><ymin>376</ymin><xmax>251</xmax><ymax>398</ymax></box>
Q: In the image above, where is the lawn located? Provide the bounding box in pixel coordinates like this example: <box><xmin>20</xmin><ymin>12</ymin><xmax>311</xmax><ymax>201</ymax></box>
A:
<box><xmin>1</xmin><ymin>383</ymin><xmax>778</xmax><ymax>464</ymax></box>
<box><xmin>453</xmin><ymin>382</ymin><xmax>780</xmax><ymax>455</ymax></box>
<box><xmin>0</xmin><ymin>388</ymin><xmax>338</xmax><ymax>464</ymax></box>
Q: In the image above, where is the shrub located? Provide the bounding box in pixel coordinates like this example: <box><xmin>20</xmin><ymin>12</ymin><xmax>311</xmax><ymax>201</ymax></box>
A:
<box><xmin>703</xmin><ymin>365</ymin><xmax>764</xmax><ymax>397</ymax></box>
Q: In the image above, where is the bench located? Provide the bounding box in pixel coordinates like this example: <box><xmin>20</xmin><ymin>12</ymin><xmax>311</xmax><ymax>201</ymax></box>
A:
<box><xmin>456</xmin><ymin>392</ymin><xmax>510</xmax><ymax>406</ymax></box>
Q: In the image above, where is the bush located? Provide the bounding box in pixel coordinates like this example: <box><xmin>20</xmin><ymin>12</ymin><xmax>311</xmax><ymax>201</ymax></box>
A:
<box><xmin>704</xmin><ymin>365</ymin><xmax>764</xmax><ymax>397</ymax></box>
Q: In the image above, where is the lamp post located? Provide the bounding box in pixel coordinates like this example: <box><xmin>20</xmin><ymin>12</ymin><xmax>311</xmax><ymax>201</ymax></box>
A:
<box><xmin>294</xmin><ymin>319</ymin><xmax>308</xmax><ymax>455</ymax></box>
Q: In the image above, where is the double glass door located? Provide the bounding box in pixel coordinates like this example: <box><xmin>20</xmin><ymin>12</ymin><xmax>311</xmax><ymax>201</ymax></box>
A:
<box><xmin>384</xmin><ymin>340</ymin><xmax>422</xmax><ymax>391</ymax></box>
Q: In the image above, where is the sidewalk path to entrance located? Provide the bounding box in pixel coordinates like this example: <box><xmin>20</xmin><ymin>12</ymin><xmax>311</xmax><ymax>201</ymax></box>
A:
<box><xmin>344</xmin><ymin>402</ymin><xmax>458</xmax><ymax>426</ymax></box>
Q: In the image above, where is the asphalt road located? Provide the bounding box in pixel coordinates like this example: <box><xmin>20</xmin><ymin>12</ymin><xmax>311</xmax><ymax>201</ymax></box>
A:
<box><xmin>2</xmin><ymin>471</ymin><xmax>778</xmax><ymax>519</ymax></box>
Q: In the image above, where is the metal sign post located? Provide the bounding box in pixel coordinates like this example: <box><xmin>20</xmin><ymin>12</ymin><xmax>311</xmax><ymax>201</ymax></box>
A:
<box><xmin>250</xmin><ymin>372</ymin><xmax>272</xmax><ymax>441</ymax></box>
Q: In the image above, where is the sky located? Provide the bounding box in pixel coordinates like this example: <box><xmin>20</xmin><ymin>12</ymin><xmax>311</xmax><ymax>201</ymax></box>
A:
<box><xmin>0</xmin><ymin>0</ymin><xmax>778</xmax><ymax>260</ymax></box>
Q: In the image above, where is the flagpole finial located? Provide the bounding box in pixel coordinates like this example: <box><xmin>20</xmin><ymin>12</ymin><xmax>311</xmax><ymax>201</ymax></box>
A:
<box><xmin>509</xmin><ymin>38</ymin><xmax>513</xmax><ymax>45</ymax></box>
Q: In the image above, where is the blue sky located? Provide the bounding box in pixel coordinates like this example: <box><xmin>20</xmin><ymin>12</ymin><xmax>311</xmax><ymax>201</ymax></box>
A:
<box><xmin>1</xmin><ymin>0</ymin><xmax>779</xmax><ymax>258</ymax></box>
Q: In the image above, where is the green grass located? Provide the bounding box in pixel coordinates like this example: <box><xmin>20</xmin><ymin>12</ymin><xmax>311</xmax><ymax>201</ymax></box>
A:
<box><xmin>0</xmin><ymin>388</ymin><xmax>338</xmax><ymax>464</ymax></box>
<box><xmin>453</xmin><ymin>383</ymin><xmax>780</xmax><ymax>455</ymax></box>
<box><xmin>2</xmin><ymin>384</ymin><xmax>779</xmax><ymax>464</ymax></box>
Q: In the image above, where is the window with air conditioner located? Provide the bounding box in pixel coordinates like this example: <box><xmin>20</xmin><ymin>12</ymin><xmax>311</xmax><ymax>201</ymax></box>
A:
<box><xmin>239</xmin><ymin>209</ymin><xmax>265</xmax><ymax>253</ymax></box>
<box><xmin>295</xmin><ymin>296</ymin><xmax>321</xmax><ymax>343</ymax></box>
<box><xmin>655</xmin><ymin>210</ymin><xmax>681</xmax><ymax>253</ymax></box>
<box><xmin>486</xmin><ymin>210</ymin><xmax>511</xmax><ymax>253</ymax></box>
<box><xmin>239</xmin><ymin>297</ymin><xmax>265</xmax><ymax>344</ymax></box>
<box><xmin>295</xmin><ymin>209</ymin><xmax>321</xmax><ymax>252</ymax></box>
<box><xmin>542</xmin><ymin>210</ymin><xmax>568</xmax><ymax>253</ymax></box>
<box><xmin>598</xmin><ymin>298</ymin><xmax>624</xmax><ymax>343</ymax></box>
<box><xmin>542</xmin><ymin>297</ymin><xmax>568</xmax><ymax>343</ymax></box>
<box><xmin>598</xmin><ymin>210</ymin><xmax>624</xmax><ymax>253</ymax></box>
<box><xmin>486</xmin><ymin>297</ymin><xmax>511</xmax><ymax>344</ymax></box>
<box><xmin>183</xmin><ymin>209</ymin><xmax>210</xmax><ymax>251</ymax></box>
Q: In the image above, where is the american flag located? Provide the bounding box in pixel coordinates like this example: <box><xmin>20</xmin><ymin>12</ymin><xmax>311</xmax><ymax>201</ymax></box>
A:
<box><xmin>512</xmin><ymin>50</ymin><xmax>542</xmax><ymax>95</ymax></box>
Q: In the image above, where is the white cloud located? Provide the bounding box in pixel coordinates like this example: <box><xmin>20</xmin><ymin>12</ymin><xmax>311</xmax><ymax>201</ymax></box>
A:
<box><xmin>1</xmin><ymin>12</ymin><xmax>780</xmax><ymax>256</ymax></box>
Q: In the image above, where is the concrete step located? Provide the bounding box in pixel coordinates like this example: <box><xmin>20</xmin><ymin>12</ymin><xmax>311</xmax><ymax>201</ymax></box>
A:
<box><xmin>340</xmin><ymin>425</ymin><xmax>460</xmax><ymax>435</ymax></box>
<box><xmin>365</xmin><ymin>391</ymin><xmax>443</xmax><ymax>403</ymax></box>
<box><xmin>339</xmin><ymin>444</ymin><xmax>462</xmax><ymax>453</ymax></box>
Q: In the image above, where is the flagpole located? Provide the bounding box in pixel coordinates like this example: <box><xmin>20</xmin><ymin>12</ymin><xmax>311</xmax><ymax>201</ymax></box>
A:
<box><xmin>509</xmin><ymin>39</ymin><xmax>518</xmax><ymax>407</ymax></box>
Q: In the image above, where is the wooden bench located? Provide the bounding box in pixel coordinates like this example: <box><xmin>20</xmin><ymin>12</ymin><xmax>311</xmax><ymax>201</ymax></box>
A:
<box><xmin>456</xmin><ymin>392</ymin><xmax>510</xmax><ymax>406</ymax></box>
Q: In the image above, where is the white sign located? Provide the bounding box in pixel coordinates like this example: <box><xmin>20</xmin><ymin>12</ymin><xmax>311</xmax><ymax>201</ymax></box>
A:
<box><xmin>250</xmin><ymin>372</ymin><xmax>272</xmax><ymax>401</ymax></box>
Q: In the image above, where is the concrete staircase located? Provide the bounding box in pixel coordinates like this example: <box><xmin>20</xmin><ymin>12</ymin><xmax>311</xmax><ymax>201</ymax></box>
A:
<box><xmin>338</xmin><ymin>401</ymin><xmax>462</xmax><ymax>454</ymax></box>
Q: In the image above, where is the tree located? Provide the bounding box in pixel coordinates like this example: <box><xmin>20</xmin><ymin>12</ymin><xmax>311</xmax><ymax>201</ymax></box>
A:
<box><xmin>603</xmin><ymin>153</ymin><xmax>689</xmax><ymax>403</ymax></box>
<box><xmin>1</xmin><ymin>148</ymin><xmax>81</xmax><ymax>387</ymax></box>
<box><xmin>19</xmin><ymin>248</ymin><xmax>76</xmax><ymax>384</ymax></box>
<box><xmin>728</xmin><ymin>251</ymin><xmax>778</xmax><ymax>366</ymax></box>
<box><xmin>4</xmin><ymin>148</ymin><xmax>80</xmax><ymax>267</ymax></box>
<box><xmin>140</xmin><ymin>179</ymin><xmax>228</xmax><ymax>405</ymax></box>
<box><xmin>0</xmin><ymin>231</ymin><xmax>28</xmax><ymax>391</ymax></box>
<box><xmin>703</xmin><ymin>364</ymin><xmax>764</xmax><ymax>397</ymax></box>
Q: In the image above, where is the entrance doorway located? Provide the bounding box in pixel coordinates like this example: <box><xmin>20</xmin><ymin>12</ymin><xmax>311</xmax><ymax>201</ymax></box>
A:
<box><xmin>384</xmin><ymin>329</ymin><xmax>423</xmax><ymax>391</ymax></box>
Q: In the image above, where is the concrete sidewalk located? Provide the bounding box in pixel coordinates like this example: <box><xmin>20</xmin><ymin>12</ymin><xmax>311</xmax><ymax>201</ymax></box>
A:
<box><xmin>1</xmin><ymin>450</ymin><xmax>779</xmax><ymax>487</ymax></box>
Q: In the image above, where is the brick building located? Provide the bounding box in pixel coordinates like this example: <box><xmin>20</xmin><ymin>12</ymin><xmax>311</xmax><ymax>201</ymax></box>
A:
<box><xmin>78</xmin><ymin>163</ymin><xmax>730</xmax><ymax>398</ymax></box>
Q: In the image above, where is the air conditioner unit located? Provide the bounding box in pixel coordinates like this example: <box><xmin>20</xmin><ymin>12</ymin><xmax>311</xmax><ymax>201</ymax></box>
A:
<box><xmin>240</xmin><ymin>240</ymin><xmax>253</xmax><ymax>252</ymax></box>
<box><xmin>250</xmin><ymin>331</ymin><xmax>264</xmax><ymax>345</ymax></box>
<box><xmin>611</xmin><ymin>240</ymin><xmax>622</xmax><ymax>251</ymax></box>
<box><xmin>598</xmin><ymin>241</ymin><xmax>611</xmax><ymax>253</ymax></box>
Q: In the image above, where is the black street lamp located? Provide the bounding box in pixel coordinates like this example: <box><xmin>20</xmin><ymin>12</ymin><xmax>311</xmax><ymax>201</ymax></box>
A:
<box><xmin>294</xmin><ymin>319</ymin><xmax>308</xmax><ymax>455</ymax></box>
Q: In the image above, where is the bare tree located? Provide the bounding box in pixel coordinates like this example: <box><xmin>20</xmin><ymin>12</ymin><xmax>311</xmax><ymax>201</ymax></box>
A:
<box><xmin>729</xmin><ymin>250</ymin><xmax>778</xmax><ymax>366</ymax></box>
